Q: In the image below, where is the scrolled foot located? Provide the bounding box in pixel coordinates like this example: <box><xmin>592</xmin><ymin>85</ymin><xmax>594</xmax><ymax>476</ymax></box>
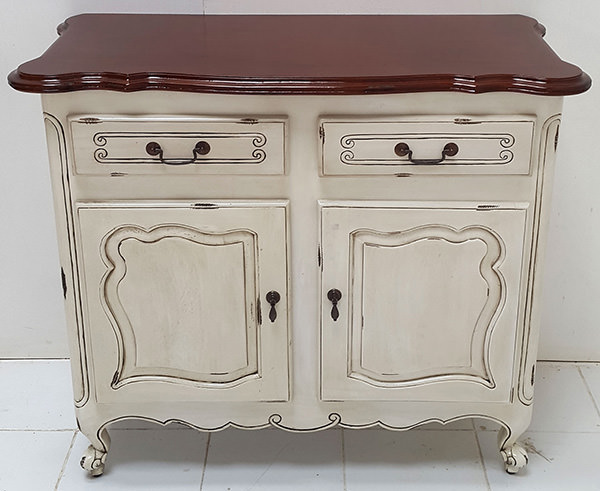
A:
<box><xmin>501</xmin><ymin>442</ymin><xmax>529</xmax><ymax>474</ymax></box>
<box><xmin>80</xmin><ymin>445</ymin><xmax>107</xmax><ymax>477</ymax></box>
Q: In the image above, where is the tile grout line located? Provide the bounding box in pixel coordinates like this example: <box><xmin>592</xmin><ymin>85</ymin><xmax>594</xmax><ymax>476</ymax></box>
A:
<box><xmin>341</xmin><ymin>429</ymin><xmax>347</xmax><ymax>491</ymax></box>
<box><xmin>577</xmin><ymin>366</ymin><xmax>600</xmax><ymax>418</ymax></box>
<box><xmin>415</xmin><ymin>428</ymin><xmax>475</xmax><ymax>431</ymax></box>
<box><xmin>54</xmin><ymin>430</ymin><xmax>78</xmax><ymax>491</ymax></box>
<box><xmin>199</xmin><ymin>433</ymin><xmax>211</xmax><ymax>490</ymax></box>
<box><xmin>473</xmin><ymin>429</ymin><xmax>492</xmax><ymax>491</ymax></box>
<box><xmin>0</xmin><ymin>428</ymin><xmax>77</xmax><ymax>432</ymax></box>
<box><xmin>539</xmin><ymin>359</ymin><xmax>600</xmax><ymax>364</ymax></box>
<box><xmin>0</xmin><ymin>357</ymin><xmax>70</xmax><ymax>362</ymax></box>
<box><xmin>476</xmin><ymin>429</ymin><xmax>600</xmax><ymax>434</ymax></box>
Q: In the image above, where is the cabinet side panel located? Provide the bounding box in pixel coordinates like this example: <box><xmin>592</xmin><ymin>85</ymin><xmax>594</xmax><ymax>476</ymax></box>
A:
<box><xmin>42</xmin><ymin>112</ymin><xmax>89</xmax><ymax>406</ymax></box>
<box><xmin>519</xmin><ymin>112</ymin><xmax>563</xmax><ymax>404</ymax></box>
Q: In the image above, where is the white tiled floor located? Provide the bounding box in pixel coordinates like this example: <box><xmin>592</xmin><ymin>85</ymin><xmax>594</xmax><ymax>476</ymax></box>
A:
<box><xmin>1</xmin><ymin>361</ymin><xmax>600</xmax><ymax>490</ymax></box>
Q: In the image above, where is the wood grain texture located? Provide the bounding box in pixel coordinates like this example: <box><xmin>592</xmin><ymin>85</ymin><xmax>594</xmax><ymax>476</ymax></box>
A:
<box><xmin>8</xmin><ymin>14</ymin><xmax>591</xmax><ymax>96</ymax></box>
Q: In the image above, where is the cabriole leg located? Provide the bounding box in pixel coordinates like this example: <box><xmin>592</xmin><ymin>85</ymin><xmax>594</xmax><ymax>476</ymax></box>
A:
<box><xmin>79</xmin><ymin>426</ymin><xmax>111</xmax><ymax>477</ymax></box>
<box><xmin>498</xmin><ymin>420</ymin><xmax>529</xmax><ymax>474</ymax></box>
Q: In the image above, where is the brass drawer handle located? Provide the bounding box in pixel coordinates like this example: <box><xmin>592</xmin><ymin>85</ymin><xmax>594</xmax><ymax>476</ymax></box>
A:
<box><xmin>394</xmin><ymin>142</ymin><xmax>459</xmax><ymax>165</ymax></box>
<box><xmin>145</xmin><ymin>140</ymin><xmax>211</xmax><ymax>165</ymax></box>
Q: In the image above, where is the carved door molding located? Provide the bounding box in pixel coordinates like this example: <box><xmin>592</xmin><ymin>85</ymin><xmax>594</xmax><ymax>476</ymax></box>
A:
<box><xmin>77</xmin><ymin>201</ymin><xmax>289</xmax><ymax>402</ymax></box>
<box><xmin>320</xmin><ymin>202</ymin><xmax>528</xmax><ymax>403</ymax></box>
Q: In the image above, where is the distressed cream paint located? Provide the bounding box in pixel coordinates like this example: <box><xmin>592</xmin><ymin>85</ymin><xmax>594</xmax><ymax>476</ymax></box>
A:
<box><xmin>41</xmin><ymin>90</ymin><xmax>561</xmax><ymax>474</ymax></box>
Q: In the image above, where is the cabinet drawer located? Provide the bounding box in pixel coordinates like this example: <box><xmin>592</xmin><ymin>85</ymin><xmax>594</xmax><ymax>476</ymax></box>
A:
<box><xmin>69</xmin><ymin>116</ymin><xmax>286</xmax><ymax>175</ymax></box>
<box><xmin>321</xmin><ymin>116</ymin><xmax>534</xmax><ymax>175</ymax></box>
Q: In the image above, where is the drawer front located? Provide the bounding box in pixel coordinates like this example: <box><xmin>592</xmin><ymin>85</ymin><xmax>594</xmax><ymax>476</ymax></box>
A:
<box><xmin>70</xmin><ymin>116</ymin><xmax>286</xmax><ymax>175</ymax></box>
<box><xmin>321</xmin><ymin>117</ymin><xmax>534</xmax><ymax>175</ymax></box>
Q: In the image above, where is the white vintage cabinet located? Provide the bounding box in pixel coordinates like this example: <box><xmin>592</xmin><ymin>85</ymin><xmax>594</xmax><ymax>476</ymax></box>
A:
<box><xmin>9</xmin><ymin>14</ymin><xmax>590</xmax><ymax>476</ymax></box>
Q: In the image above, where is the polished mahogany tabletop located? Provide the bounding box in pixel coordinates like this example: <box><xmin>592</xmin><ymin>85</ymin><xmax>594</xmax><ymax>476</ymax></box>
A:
<box><xmin>8</xmin><ymin>14</ymin><xmax>591</xmax><ymax>95</ymax></box>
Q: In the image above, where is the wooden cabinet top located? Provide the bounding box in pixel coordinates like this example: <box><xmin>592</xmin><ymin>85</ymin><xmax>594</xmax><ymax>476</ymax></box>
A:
<box><xmin>8</xmin><ymin>14</ymin><xmax>591</xmax><ymax>96</ymax></box>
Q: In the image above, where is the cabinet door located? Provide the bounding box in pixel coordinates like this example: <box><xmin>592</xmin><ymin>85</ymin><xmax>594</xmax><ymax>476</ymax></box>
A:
<box><xmin>77</xmin><ymin>201</ymin><xmax>288</xmax><ymax>402</ymax></box>
<box><xmin>320</xmin><ymin>202</ymin><xmax>528</xmax><ymax>402</ymax></box>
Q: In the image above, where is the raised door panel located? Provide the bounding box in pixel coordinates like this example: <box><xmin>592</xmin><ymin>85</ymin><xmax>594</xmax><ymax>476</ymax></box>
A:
<box><xmin>77</xmin><ymin>201</ymin><xmax>288</xmax><ymax>402</ymax></box>
<box><xmin>321</xmin><ymin>202</ymin><xmax>528</xmax><ymax>402</ymax></box>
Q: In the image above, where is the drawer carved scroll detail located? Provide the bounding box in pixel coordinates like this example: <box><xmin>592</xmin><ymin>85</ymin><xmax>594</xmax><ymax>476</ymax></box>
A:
<box><xmin>93</xmin><ymin>132</ymin><xmax>268</xmax><ymax>164</ymax></box>
<box><xmin>349</xmin><ymin>225</ymin><xmax>507</xmax><ymax>388</ymax></box>
<box><xmin>100</xmin><ymin>223</ymin><xmax>260</xmax><ymax>389</ymax></box>
<box><xmin>340</xmin><ymin>133</ymin><xmax>515</xmax><ymax>165</ymax></box>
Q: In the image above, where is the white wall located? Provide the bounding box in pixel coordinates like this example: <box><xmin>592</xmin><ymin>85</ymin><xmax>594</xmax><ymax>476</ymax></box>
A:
<box><xmin>1</xmin><ymin>1</ymin><xmax>598</xmax><ymax>360</ymax></box>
